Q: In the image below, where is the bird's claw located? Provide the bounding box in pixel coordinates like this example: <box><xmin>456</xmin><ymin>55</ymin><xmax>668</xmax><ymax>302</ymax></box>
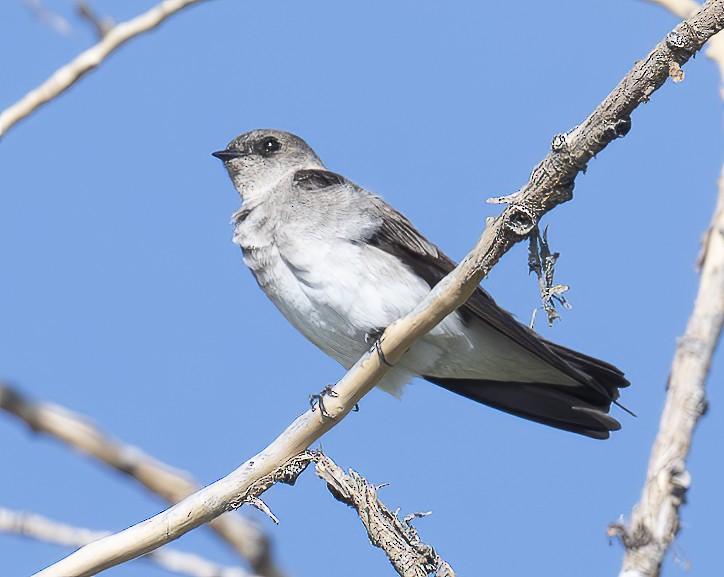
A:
<box><xmin>310</xmin><ymin>384</ymin><xmax>338</xmax><ymax>418</ymax></box>
<box><xmin>309</xmin><ymin>385</ymin><xmax>360</xmax><ymax>416</ymax></box>
<box><xmin>365</xmin><ymin>328</ymin><xmax>393</xmax><ymax>367</ymax></box>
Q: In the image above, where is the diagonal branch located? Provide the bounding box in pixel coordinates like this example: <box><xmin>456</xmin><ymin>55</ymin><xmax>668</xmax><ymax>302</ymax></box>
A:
<box><xmin>315</xmin><ymin>455</ymin><xmax>454</xmax><ymax>577</ymax></box>
<box><xmin>0</xmin><ymin>507</ymin><xmax>255</xmax><ymax>577</ymax></box>
<box><xmin>23</xmin><ymin>0</ymin><xmax>72</xmax><ymax>35</ymax></box>
<box><xmin>650</xmin><ymin>0</ymin><xmax>724</xmax><ymax>93</ymax></box>
<box><xmin>608</xmin><ymin>3</ymin><xmax>724</xmax><ymax>575</ymax></box>
<box><xmin>611</xmin><ymin>169</ymin><xmax>724</xmax><ymax>577</ymax></box>
<box><xmin>0</xmin><ymin>383</ymin><xmax>286</xmax><ymax>577</ymax></box>
<box><xmin>0</xmin><ymin>0</ymin><xmax>208</xmax><ymax>138</ymax></box>
<box><xmin>31</xmin><ymin>2</ymin><xmax>724</xmax><ymax>576</ymax></box>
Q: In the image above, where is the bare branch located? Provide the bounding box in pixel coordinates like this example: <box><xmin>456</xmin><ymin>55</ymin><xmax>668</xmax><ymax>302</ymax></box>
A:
<box><xmin>611</xmin><ymin>168</ymin><xmax>724</xmax><ymax>576</ymax></box>
<box><xmin>315</xmin><ymin>455</ymin><xmax>454</xmax><ymax>577</ymax></box>
<box><xmin>0</xmin><ymin>0</ymin><xmax>207</xmax><ymax>138</ymax></box>
<box><xmin>0</xmin><ymin>383</ymin><xmax>285</xmax><ymax>577</ymax></box>
<box><xmin>23</xmin><ymin>0</ymin><xmax>72</xmax><ymax>36</ymax></box>
<box><xmin>31</xmin><ymin>3</ymin><xmax>724</xmax><ymax>576</ymax></box>
<box><xmin>609</xmin><ymin>5</ymin><xmax>724</xmax><ymax>574</ymax></box>
<box><xmin>650</xmin><ymin>0</ymin><xmax>724</xmax><ymax>94</ymax></box>
<box><xmin>76</xmin><ymin>2</ymin><xmax>114</xmax><ymax>39</ymax></box>
<box><xmin>650</xmin><ymin>0</ymin><xmax>702</xmax><ymax>14</ymax></box>
<box><xmin>0</xmin><ymin>507</ymin><xmax>254</xmax><ymax>577</ymax></box>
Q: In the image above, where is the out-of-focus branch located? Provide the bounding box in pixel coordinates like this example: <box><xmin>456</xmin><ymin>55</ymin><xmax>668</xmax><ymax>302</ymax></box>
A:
<box><xmin>650</xmin><ymin>0</ymin><xmax>724</xmax><ymax>93</ymax></box>
<box><xmin>32</xmin><ymin>3</ymin><xmax>724</xmax><ymax>576</ymax></box>
<box><xmin>77</xmin><ymin>2</ymin><xmax>114</xmax><ymax>39</ymax></box>
<box><xmin>651</xmin><ymin>0</ymin><xmax>702</xmax><ymax>14</ymax></box>
<box><xmin>610</xmin><ymin>3</ymin><xmax>724</xmax><ymax>575</ymax></box>
<box><xmin>0</xmin><ymin>384</ymin><xmax>286</xmax><ymax>577</ymax></box>
<box><xmin>0</xmin><ymin>0</ymin><xmax>207</xmax><ymax>138</ymax></box>
<box><xmin>315</xmin><ymin>455</ymin><xmax>454</xmax><ymax>577</ymax></box>
<box><xmin>612</xmin><ymin>170</ymin><xmax>724</xmax><ymax>577</ymax></box>
<box><xmin>0</xmin><ymin>507</ymin><xmax>254</xmax><ymax>577</ymax></box>
<box><xmin>23</xmin><ymin>0</ymin><xmax>72</xmax><ymax>35</ymax></box>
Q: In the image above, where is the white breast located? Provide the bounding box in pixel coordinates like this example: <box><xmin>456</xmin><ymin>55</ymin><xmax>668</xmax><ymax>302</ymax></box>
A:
<box><xmin>234</xmin><ymin>208</ymin><xmax>465</xmax><ymax>394</ymax></box>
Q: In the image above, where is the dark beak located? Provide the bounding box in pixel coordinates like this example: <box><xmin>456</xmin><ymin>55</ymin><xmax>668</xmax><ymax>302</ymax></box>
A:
<box><xmin>212</xmin><ymin>149</ymin><xmax>246</xmax><ymax>161</ymax></box>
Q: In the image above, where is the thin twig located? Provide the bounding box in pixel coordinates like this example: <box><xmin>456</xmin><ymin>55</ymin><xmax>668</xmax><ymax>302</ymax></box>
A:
<box><xmin>610</xmin><ymin>3</ymin><xmax>724</xmax><ymax>575</ymax></box>
<box><xmin>76</xmin><ymin>2</ymin><xmax>114</xmax><ymax>39</ymax></box>
<box><xmin>0</xmin><ymin>383</ymin><xmax>286</xmax><ymax>577</ymax></box>
<box><xmin>0</xmin><ymin>0</ymin><xmax>207</xmax><ymax>138</ymax></box>
<box><xmin>32</xmin><ymin>3</ymin><xmax>724</xmax><ymax>576</ymax></box>
<box><xmin>23</xmin><ymin>0</ymin><xmax>72</xmax><ymax>36</ymax></box>
<box><xmin>0</xmin><ymin>507</ymin><xmax>254</xmax><ymax>577</ymax></box>
<box><xmin>315</xmin><ymin>455</ymin><xmax>454</xmax><ymax>577</ymax></box>
<box><xmin>527</xmin><ymin>225</ymin><xmax>571</xmax><ymax>327</ymax></box>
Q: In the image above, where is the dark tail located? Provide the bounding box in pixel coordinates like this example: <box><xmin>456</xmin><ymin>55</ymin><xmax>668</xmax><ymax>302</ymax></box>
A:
<box><xmin>424</xmin><ymin>345</ymin><xmax>630</xmax><ymax>440</ymax></box>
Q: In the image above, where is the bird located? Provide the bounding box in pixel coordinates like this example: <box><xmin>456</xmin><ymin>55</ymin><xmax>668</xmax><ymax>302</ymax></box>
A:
<box><xmin>212</xmin><ymin>129</ymin><xmax>629</xmax><ymax>439</ymax></box>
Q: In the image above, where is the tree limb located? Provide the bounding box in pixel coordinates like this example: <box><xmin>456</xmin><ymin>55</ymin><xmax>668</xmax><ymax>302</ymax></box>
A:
<box><xmin>315</xmin><ymin>454</ymin><xmax>454</xmax><ymax>577</ymax></box>
<box><xmin>0</xmin><ymin>383</ymin><xmax>286</xmax><ymax>577</ymax></box>
<box><xmin>0</xmin><ymin>0</ymin><xmax>207</xmax><ymax>138</ymax></box>
<box><xmin>608</xmin><ymin>3</ymin><xmax>724</xmax><ymax>575</ymax></box>
<box><xmin>31</xmin><ymin>2</ymin><xmax>724</xmax><ymax>575</ymax></box>
<box><xmin>650</xmin><ymin>0</ymin><xmax>724</xmax><ymax>94</ymax></box>
<box><xmin>23</xmin><ymin>0</ymin><xmax>72</xmax><ymax>36</ymax></box>
<box><xmin>611</xmin><ymin>169</ymin><xmax>724</xmax><ymax>577</ymax></box>
<box><xmin>0</xmin><ymin>507</ymin><xmax>255</xmax><ymax>577</ymax></box>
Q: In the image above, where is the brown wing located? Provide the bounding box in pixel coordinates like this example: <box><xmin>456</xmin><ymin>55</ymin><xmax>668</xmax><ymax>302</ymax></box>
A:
<box><xmin>366</xmin><ymin>197</ymin><xmax>628</xmax><ymax>400</ymax></box>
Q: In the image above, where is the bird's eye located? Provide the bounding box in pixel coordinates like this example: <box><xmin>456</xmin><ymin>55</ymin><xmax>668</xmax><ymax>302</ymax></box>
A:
<box><xmin>257</xmin><ymin>137</ymin><xmax>282</xmax><ymax>157</ymax></box>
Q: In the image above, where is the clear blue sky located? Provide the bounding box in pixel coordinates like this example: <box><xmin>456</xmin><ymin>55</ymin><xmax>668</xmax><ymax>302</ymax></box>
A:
<box><xmin>1</xmin><ymin>1</ymin><xmax>722</xmax><ymax>576</ymax></box>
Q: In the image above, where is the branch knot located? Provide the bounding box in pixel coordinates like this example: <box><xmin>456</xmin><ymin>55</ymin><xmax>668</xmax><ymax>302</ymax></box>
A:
<box><xmin>504</xmin><ymin>205</ymin><xmax>537</xmax><ymax>236</ymax></box>
<box><xmin>602</xmin><ymin>116</ymin><xmax>632</xmax><ymax>142</ymax></box>
<box><xmin>550</xmin><ymin>133</ymin><xmax>569</xmax><ymax>152</ymax></box>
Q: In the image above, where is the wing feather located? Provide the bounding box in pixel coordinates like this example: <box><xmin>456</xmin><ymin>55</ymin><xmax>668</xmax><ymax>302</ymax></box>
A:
<box><xmin>365</xmin><ymin>196</ymin><xmax>628</xmax><ymax>399</ymax></box>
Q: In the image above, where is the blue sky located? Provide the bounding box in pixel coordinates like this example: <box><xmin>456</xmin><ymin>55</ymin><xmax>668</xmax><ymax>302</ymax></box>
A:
<box><xmin>1</xmin><ymin>1</ymin><xmax>722</xmax><ymax>576</ymax></box>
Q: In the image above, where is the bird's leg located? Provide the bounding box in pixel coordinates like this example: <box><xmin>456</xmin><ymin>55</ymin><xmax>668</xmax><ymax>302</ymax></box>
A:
<box><xmin>365</xmin><ymin>328</ymin><xmax>393</xmax><ymax>367</ymax></box>
<box><xmin>310</xmin><ymin>384</ymin><xmax>360</xmax><ymax>416</ymax></box>
<box><xmin>309</xmin><ymin>384</ymin><xmax>338</xmax><ymax>418</ymax></box>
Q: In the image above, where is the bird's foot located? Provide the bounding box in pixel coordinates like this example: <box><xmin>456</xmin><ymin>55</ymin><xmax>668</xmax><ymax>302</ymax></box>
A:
<box><xmin>310</xmin><ymin>384</ymin><xmax>338</xmax><ymax>418</ymax></box>
<box><xmin>309</xmin><ymin>385</ymin><xmax>360</xmax><ymax>416</ymax></box>
<box><xmin>365</xmin><ymin>328</ymin><xmax>393</xmax><ymax>367</ymax></box>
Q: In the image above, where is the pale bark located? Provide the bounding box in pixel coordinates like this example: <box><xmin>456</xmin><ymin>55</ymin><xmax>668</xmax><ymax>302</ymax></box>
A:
<box><xmin>315</xmin><ymin>455</ymin><xmax>454</xmax><ymax>577</ymax></box>
<box><xmin>23</xmin><ymin>0</ymin><xmax>72</xmax><ymax>35</ymax></box>
<box><xmin>0</xmin><ymin>0</ymin><xmax>207</xmax><ymax>138</ymax></box>
<box><xmin>0</xmin><ymin>384</ymin><xmax>284</xmax><ymax>577</ymax></box>
<box><xmin>0</xmin><ymin>507</ymin><xmax>254</xmax><ymax>577</ymax></box>
<box><xmin>610</xmin><ymin>3</ymin><xmax>724</xmax><ymax>575</ymax></box>
<box><xmin>29</xmin><ymin>3</ymin><xmax>724</xmax><ymax>575</ymax></box>
<box><xmin>613</xmin><ymin>171</ymin><xmax>724</xmax><ymax>577</ymax></box>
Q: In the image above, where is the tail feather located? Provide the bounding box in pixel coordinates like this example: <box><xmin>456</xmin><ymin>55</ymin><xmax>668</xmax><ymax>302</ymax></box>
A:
<box><xmin>424</xmin><ymin>376</ymin><xmax>622</xmax><ymax>439</ymax></box>
<box><xmin>545</xmin><ymin>341</ymin><xmax>631</xmax><ymax>400</ymax></box>
<box><xmin>423</xmin><ymin>345</ymin><xmax>630</xmax><ymax>439</ymax></box>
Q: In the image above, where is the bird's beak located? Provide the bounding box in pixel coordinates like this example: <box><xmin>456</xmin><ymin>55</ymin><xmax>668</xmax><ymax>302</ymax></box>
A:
<box><xmin>212</xmin><ymin>149</ymin><xmax>246</xmax><ymax>162</ymax></box>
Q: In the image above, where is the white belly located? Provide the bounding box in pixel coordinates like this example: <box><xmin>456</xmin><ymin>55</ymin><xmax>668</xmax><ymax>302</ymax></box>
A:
<box><xmin>237</xmin><ymin>226</ymin><xmax>570</xmax><ymax>396</ymax></box>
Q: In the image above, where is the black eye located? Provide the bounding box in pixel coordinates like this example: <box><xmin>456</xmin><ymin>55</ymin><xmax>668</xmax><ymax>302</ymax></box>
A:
<box><xmin>257</xmin><ymin>136</ymin><xmax>282</xmax><ymax>157</ymax></box>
